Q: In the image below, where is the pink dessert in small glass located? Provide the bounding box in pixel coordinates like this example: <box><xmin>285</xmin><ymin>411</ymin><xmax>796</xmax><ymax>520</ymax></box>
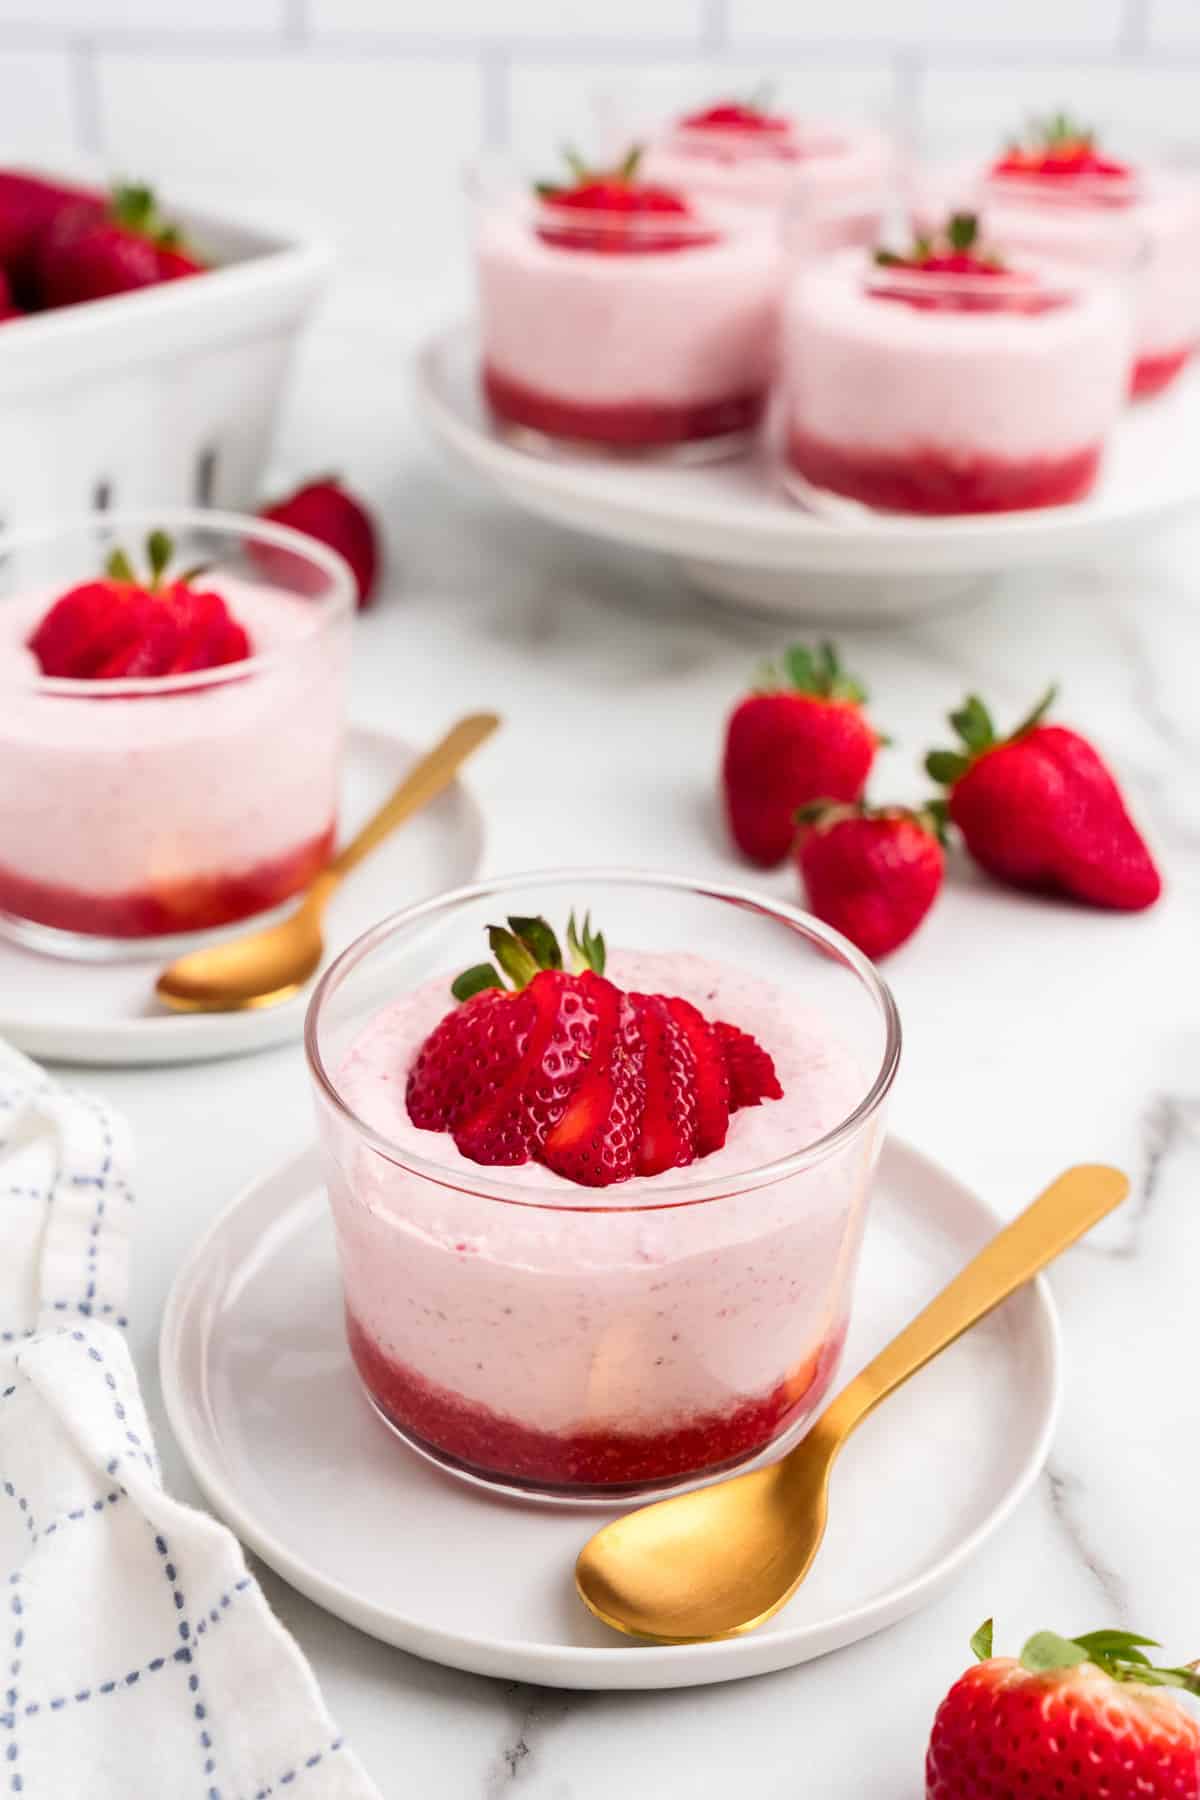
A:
<box><xmin>474</xmin><ymin>147</ymin><xmax>782</xmax><ymax>457</ymax></box>
<box><xmin>306</xmin><ymin>873</ymin><xmax>899</xmax><ymax>1504</ymax></box>
<box><xmin>924</xmin><ymin>114</ymin><xmax>1200</xmax><ymax>399</ymax></box>
<box><xmin>643</xmin><ymin>94</ymin><xmax>892</xmax><ymax>246</ymax></box>
<box><xmin>0</xmin><ymin>510</ymin><xmax>353</xmax><ymax>957</ymax></box>
<box><xmin>781</xmin><ymin>213</ymin><xmax>1131</xmax><ymax>516</ymax></box>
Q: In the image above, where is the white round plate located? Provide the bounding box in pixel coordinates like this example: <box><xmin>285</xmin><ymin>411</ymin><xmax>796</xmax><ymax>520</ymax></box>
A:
<box><xmin>160</xmin><ymin>1137</ymin><xmax>1059</xmax><ymax>1691</ymax></box>
<box><xmin>415</xmin><ymin>320</ymin><xmax>1200</xmax><ymax>620</ymax></box>
<box><xmin>0</xmin><ymin>726</ymin><xmax>484</xmax><ymax>1067</ymax></box>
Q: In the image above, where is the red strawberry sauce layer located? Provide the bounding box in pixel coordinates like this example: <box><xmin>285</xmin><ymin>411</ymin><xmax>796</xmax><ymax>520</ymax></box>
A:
<box><xmin>0</xmin><ymin>822</ymin><xmax>333</xmax><ymax>939</ymax></box>
<box><xmin>483</xmin><ymin>363</ymin><xmax>765</xmax><ymax>449</ymax></box>
<box><xmin>347</xmin><ymin>1309</ymin><xmax>846</xmax><ymax>1490</ymax></box>
<box><xmin>786</xmin><ymin>430</ymin><xmax>1103</xmax><ymax>515</ymax></box>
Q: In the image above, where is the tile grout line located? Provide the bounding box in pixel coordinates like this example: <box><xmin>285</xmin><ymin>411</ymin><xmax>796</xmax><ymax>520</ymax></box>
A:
<box><xmin>1119</xmin><ymin>0</ymin><xmax>1150</xmax><ymax>53</ymax></box>
<box><xmin>68</xmin><ymin>34</ymin><xmax>102</xmax><ymax>158</ymax></box>
<box><xmin>699</xmin><ymin>0</ymin><xmax>728</xmax><ymax>55</ymax></box>
<box><xmin>282</xmin><ymin>0</ymin><xmax>309</xmax><ymax>47</ymax></box>
<box><xmin>480</xmin><ymin>41</ymin><xmax>510</xmax><ymax>150</ymax></box>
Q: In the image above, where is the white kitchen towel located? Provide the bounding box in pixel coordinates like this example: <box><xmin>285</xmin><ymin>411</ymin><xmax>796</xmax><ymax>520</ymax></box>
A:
<box><xmin>0</xmin><ymin>1041</ymin><xmax>380</xmax><ymax>1800</ymax></box>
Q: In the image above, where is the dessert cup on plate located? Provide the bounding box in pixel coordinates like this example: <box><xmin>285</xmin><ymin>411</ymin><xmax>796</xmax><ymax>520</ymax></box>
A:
<box><xmin>642</xmin><ymin>97</ymin><xmax>893</xmax><ymax>245</ymax></box>
<box><xmin>305</xmin><ymin>870</ymin><xmax>900</xmax><ymax>1506</ymax></box>
<box><xmin>0</xmin><ymin>508</ymin><xmax>353</xmax><ymax>960</ymax></box>
<box><xmin>780</xmin><ymin>219</ymin><xmax>1133</xmax><ymax>517</ymax></box>
<box><xmin>918</xmin><ymin>118</ymin><xmax>1200</xmax><ymax>399</ymax></box>
<box><xmin>472</xmin><ymin>151</ymin><xmax>783</xmax><ymax>459</ymax></box>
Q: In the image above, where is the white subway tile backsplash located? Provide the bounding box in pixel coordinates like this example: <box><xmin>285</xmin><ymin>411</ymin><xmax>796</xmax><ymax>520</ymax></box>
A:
<box><xmin>95</xmin><ymin>53</ymin><xmax>483</xmax><ymax>277</ymax></box>
<box><xmin>729</xmin><ymin>0</ymin><xmax>1123</xmax><ymax>49</ymax></box>
<box><xmin>309</xmin><ymin>0</ymin><xmax>704</xmax><ymax>43</ymax></box>
<box><xmin>0</xmin><ymin>50</ymin><xmax>76</xmax><ymax>155</ymax></box>
<box><xmin>1147</xmin><ymin>0</ymin><xmax>1200</xmax><ymax>46</ymax></box>
<box><xmin>918</xmin><ymin>63</ymin><xmax>1200</xmax><ymax>158</ymax></box>
<box><xmin>506</xmin><ymin>59</ymin><xmax>900</xmax><ymax>169</ymax></box>
<box><xmin>0</xmin><ymin>0</ymin><xmax>284</xmax><ymax>32</ymax></box>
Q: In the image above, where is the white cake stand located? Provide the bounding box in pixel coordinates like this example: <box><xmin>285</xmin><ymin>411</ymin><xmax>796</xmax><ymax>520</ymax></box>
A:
<box><xmin>414</xmin><ymin>320</ymin><xmax>1200</xmax><ymax>623</ymax></box>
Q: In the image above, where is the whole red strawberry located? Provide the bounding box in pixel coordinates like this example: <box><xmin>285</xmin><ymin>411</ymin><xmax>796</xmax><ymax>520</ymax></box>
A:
<box><xmin>255</xmin><ymin>477</ymin><xmax>379</xmax><ymax>610</ymax></box>
<box><xmin>927</xmin><ymin>1619</ymin><xmax>1200</xmax><ymax>1800</ymax></box>
<box><xmin>0</xmin><ymin>169</ymin><xmax>104</xmax><ymax>300</ymax></box>
<box><xmin>406</xmin><ymin>913</ymin><xmax>781</xmax><ymax>1187</ymax></box>
<box><xmin>27</xmin><ymin>528</ymin><xmax>250</xmax><ymax>680</ymax></box>
<box><xmin>0</xmin><ymin>267</ymin><xmax>22</xmax><ymax>323</ymax></box>
<box><xmin>926</xmin><ymin>686</ymin><xmax>1161</xmax><ymax>911</ymax></box>
<box><xmin>535</xmin><ymin>145</ymin><xmax>714</xmax><ymax>255</ymax></box>
<box><xmin>795</xmin><ymin>801</ymin><xmax>943</xmax><ymax>959</ymax></box>
<box><xmin>722</xmin><ymin>643</ymin><xmax>879</xmax><ymax>867</ymax></box>
<box><xmin>37</xmin><ymin>182</ymin><xmax>204</xmax><ymax>309</ymax></box>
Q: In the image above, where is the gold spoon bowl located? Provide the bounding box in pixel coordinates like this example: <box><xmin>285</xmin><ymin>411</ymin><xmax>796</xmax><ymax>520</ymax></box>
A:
<box><xmin>576</xmin><ymin>1163</ymin><xmax>1129</xmax><ymax>1644</ymax></box>
<box><xmin>155</xmin><ymin>712</ymin><xmax>499</xmax><ymax>1013</ymax></box>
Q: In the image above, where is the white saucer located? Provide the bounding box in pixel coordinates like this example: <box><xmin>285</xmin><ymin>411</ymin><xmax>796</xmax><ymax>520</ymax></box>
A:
<box><xmin>0</xmin><ymin>726</ymin><xmax>485</xmax><ymax>1067</ymax></box>
<box><xmin>160</xmin><ymin>1137</ymin><xmax>1060</xmax><ymax>1691</ymax></box>
<box><xmin>415</xmin><ymin>320</ymin><xmax>1200</xmax><ymax>621</ymax></box>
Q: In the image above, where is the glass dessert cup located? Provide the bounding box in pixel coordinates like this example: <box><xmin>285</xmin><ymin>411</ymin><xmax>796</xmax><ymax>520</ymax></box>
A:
<box><xmin>779</xmin><ymin>254</ymin><xmax>1133</xmax><ymax>517</ymax></box>
<box><xmin>644</xmin><ymin>119</ymin><xmax>893</xmax><ymax>246</ymax></box>
<box><xmin>305</xmin><ymin>870</ymin><xmax>901</xmax><ymax>1507</ymax></box>
<box><xmin>0</xmin><ymin>508</ymin><xmax>354</xmax><ymax>961</ymax></box>
<box><xmin>470</xmin><ymin>163</ymin><xmax>782</xmax><ymax>463</ymax></box>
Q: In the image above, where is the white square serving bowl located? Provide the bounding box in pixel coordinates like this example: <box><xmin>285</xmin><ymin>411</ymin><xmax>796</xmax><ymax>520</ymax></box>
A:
<box><xmin>0</xmin><ymin>170</ymin><xmax>333</xmax><ymax>523</ymax></box>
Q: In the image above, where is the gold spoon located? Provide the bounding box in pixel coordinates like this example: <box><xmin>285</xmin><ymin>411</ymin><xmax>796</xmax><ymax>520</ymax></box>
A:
<box><xmin>576</xmin><ymin>1162</ymin><xmax>1129</xmax><ymax>1645</ymax></box>
<box><xmin>155</xmin><ymin>712</ymin><xmax>500</xmax><ymax>1013</ymax></box>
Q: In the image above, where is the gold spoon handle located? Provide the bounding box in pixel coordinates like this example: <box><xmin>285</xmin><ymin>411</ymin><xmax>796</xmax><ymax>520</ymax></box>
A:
<box><xmin>815</xmin><ymin>1163</ymin><xmax>1129</xmax><ymax>1447</ymax></box>
<box><xmin>309</xmin><ymin>712</ymin><xmax>500</xmax><ymax>902</ymax></box>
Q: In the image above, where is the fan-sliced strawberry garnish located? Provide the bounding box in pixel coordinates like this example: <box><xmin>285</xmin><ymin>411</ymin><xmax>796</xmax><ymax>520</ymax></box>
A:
<box><xmin>869</xmin><ymin>213</ymin><xmax>1062</xmax><ymax>314</ymax></box>
<box><xmin>27</xmin><ymin>529</ymin><xmax>251</xmax><ymax>681</ymax></box>
<box><xmin>992</xmin><ymin>111</ymin><xmax>1132</xmax><ymax>182</ymax></box>
<box><xmin>535</xmin><ymin>145</ymin><xmax>717</xmax><ymax>255</ymax></box>
<box><xmin>405</xmin><ymin>913</ymin><xmax>782</xmax><ymax>1188</ymax></box>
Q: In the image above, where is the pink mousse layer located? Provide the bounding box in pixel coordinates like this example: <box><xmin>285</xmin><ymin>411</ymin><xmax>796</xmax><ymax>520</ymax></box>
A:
<box><xmin>921</xmin><ymin>161</ymin><xmax>1200</xmax><ymax>381</ymax></box>
<box><xmin>475</xmin><ymin>196</ymin><xmax>782</xmax><ymax>438</ymax></box>
<box><xmin>326</xmin><ymin>951</ymin><xmax>879</xmax><ymax>1440</ymax></box>
<box><xmin>643</xmin><ymin>120</ymin><xmax>892</xmax><ymax>239</ymax></box>
<box><xmin>0</xmin><ymin>574</ymin><xmax>348</xmax><ymax>921</ymax></box>
<box><xmin>781</xmin><ymin>247</ymin><xmax>1131</xmax><ymax>493</ymax></box>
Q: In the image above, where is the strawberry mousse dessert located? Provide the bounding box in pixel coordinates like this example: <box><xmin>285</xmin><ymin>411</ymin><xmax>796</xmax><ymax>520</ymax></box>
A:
<box><xmin>0</xmin><ymin>509</ymin><xmax>353</xmax><ymax>956</ymax></box>
<box><xmin>306</xmin><ymin>872</ymin><xmax>899</xmax><ymax>1503</ymax></box>
<box><xmin>781</xmin><ymin>212</ymin><xmax>1131</xmax><ymax>516</ymax></box>
<box><xmin>932</xmin><ymin>114</ymin><xmax>1200</xmax><ymax>398</ymax></box>
<box><xmin>475</xmin><ymin>147</ymin><xmax>782</xmax><ymax>457</ymax></box>
<box><xmin>643</xmin><ymin>93</ymin><xmax>892</xmax><ymax>245</ymax></box>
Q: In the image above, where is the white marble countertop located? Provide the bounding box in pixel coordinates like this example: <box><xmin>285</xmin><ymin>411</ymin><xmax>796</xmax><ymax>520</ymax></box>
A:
<box><xmin>54</xmin><ymin>284</ymin><xmax>1200</xmax><ymax>1796</ymax></box>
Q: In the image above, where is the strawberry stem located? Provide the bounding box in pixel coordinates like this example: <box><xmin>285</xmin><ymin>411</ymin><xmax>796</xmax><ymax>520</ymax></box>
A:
<box><xmin>926</xmin><ymin>685</ymin><xmax>1059</xmax><ymax>789</ymax></box>
<box><xmin>763</xmin><ymin>641</ymin><xmax>868</xmax><ymax>705</ymax></box>
<box><xmin>105</xmin><ymin>547</ymin><xmax>135</xmax><ymax>584</ymax></box>
<box><xmin>980</xmin><ymin>1623</ymin><xmax>1200</xmax><ymax>1695</ymax></box>
<box><xmin>449</xmin><ymin>912</ymin><xmax>606</xmax><ymax>1001</ymax></box>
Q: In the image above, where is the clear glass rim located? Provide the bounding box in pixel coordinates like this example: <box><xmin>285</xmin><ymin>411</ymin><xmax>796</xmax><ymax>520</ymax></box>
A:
<box><xmin>862</xmin><ymin>264</ymin><xmax>1081</xmax><ymax>307</ymax></box>
<box><xmin>985</xmin><ymin>166</ymin><xmax>1143</xmax><ymax>208</ymax></box>
<box><xmin>304</xmin><ymin>866</ymin><xmax>902</xmax><ymax>1214</ymax></box>
<box><xmin>1</xmin><ymin>506</ymin><xmax>357</xmax><ymax>699</ymax></box>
